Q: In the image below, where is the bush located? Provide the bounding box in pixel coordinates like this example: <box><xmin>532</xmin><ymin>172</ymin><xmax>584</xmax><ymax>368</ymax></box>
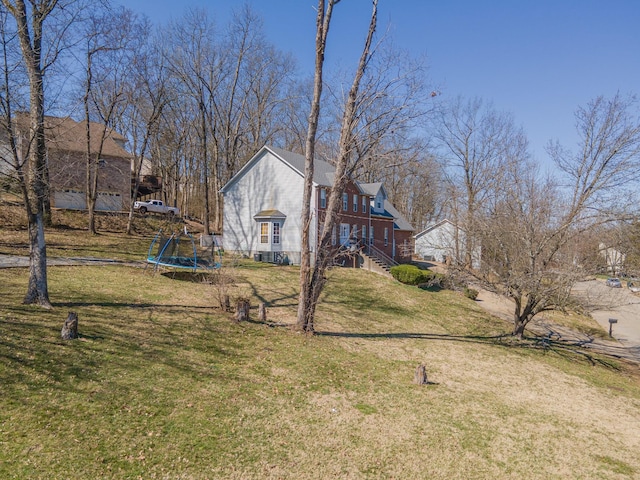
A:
<box><xmin>464</xmin><ymin>287</ymin><xmax>479</xmax><ymax>300</ymax></box>
<box><xmin>390</xmin><ymin>264</ymin><xmax>430</xmax><ymax>285</ymax></box>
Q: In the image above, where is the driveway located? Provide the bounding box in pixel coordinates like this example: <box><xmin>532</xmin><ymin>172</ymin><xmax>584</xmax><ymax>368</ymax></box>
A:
<box><xmin>572</xmin><ymin>279</ymin><xmax>640</xmax><ymax>348</ymax></box>
<box><xmin>0</xmin><ymin>254</ymin><xmax>141</xmax><ymax>268</ymax></box>
<box><xmin>475</xmin><ymin>281</ymin><xmax>640</xmax><ymax>365</ymax></box>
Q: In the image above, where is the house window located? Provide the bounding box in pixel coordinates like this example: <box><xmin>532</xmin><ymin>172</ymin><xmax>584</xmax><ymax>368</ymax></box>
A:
<box><xmin>340</xmin><ymin>223</ymin><xmax>350</xmax><ymax>245</ymax></box>
<box><xmin>320</xmin><ymin>189</ymin><xmax>327</xmax><ymax>209</ymax></box>
<box><xmin>370</xmin><ymin>226</ymin><xmax>374</xmax><ymax>245</ymax></box>
<box><xmin>260</xmin><ymin>223</ymin><xmax>269</xmax><ymax>243</ymax></box>
<box><xmin>362</xmin><ymin>196</ymin><xmax>367</xmax><ymax>213</ymax></box>
<box><xmin>362</xmin><ymin>225</ymin><xmax>366</xmax><ymax>244</ymax></box>
<box><xmin>384</xmin><ymin>227</ymin><xmax>389</xmax><ymax>247</ymax></box>
<box><xmin>272</xmin><ymin>222</ymin><xmax>281</xmax><ymax>244</ymax></box>
<box><xmin>98</xmin><ymin>159</ymin><xmax>106</xmax><ymax>167</ymax></box>
<box><xmin>342</xmin><ymin>193</ymin><xmax>348</xmax><ymax>211</ymax></box>
<box><xmin>353</xmin><ymin>194</ymin><xmax>358</xmax><ymax>212</ymax></box>
<box><xmin>332</xmin><ymin>225</ymin><xmax>336</xmax><ymax>245</ymax></box>
<box><xmin>377</xmin><ymin>198</ymin><xmax>382</xmax><ymax>209</ymax></box>
<box><xmin>352</xmin><ymin>224</ymin><xmax>357</xmax><ymax>241</ymax></box>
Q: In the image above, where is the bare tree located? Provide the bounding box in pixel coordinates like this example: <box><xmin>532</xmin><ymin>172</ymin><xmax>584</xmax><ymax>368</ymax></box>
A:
<box><xmin>297</xmin><ymin>0</ymin><xmax>378</xmax><ymax>333</ymax></box>
<box><xmin>0</xmin><ymin>7</ymin><xmax>29</xmax><ymax>200</ymax></box>
<box><xmin>163</xmin><ymin>6</ymin><xmax>294</xmax><ymax>233</ymax></box>
<box><xmin>296</xmin><ymin>0</ymin><xmax>335</xmax><ymax>333</ymax></box>
<box><xmin>124</xmin><ymin>29</ymin><xmax>168</xmax><ymax>235</ymax></box>
<box><xmin>433</xmin><ymin>97</ymin><xmax>525</xmax><ymax>267</ymax></box>
<box><xmin>1</xmin><ymin>0</ymin><xmax>64</xmax><ymax>307</ymax></box>
<box><xmin>80</xmin><ymin>5</ymin><xmax>139</xmax><ymax>234</ymax></box>
<box><xmin>474</xmin><ymin>94</ymin><xmax>640</xmax><ymax>338</ymax></box>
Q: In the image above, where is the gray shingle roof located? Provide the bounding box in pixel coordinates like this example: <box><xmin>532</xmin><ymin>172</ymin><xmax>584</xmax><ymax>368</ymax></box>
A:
<box><xmin>268</xmin><ymin>146</ymin><xmax>335</xmax><ymax>187</ymax></box>
<box><xmin>384</xmin><ymin>200</ymin><xmax>414</xmax><ymax>231</ymax></box>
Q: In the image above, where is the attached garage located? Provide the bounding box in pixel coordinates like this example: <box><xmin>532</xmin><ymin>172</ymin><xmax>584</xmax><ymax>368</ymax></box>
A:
<box><xmin>53</xmin><ymin>189</ymin><xmax>85</xmax><ymax>210</ymax></box>
<box><xmin>53</xmin><ymin>189</ymin><xmax>123</xmax><ymax>211</ymax></box>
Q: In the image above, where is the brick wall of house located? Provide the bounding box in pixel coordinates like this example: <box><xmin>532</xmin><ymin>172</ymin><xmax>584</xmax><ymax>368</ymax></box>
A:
<box><xmin>48</xmin><ymin>149</ymin><xmax>131</xmax><ymax>209</ymax></box>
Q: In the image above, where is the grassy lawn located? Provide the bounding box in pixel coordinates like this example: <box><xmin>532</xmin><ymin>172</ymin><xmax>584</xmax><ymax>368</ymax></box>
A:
<box><xmin>1</xmin><ymin>210</ymin><xmax>640</xmax><ymax>478</ymax></box>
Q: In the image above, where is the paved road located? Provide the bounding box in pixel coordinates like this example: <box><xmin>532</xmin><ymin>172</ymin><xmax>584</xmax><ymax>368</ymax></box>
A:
<box><xmin>477</xmin><ymin>282</ymin><xmax>640</xmax><ymax>365</ymax></box>
<box><xmin>572</xmin><ymin>280</ymin><xmax>640</xmax><ymax>348</ymax></box>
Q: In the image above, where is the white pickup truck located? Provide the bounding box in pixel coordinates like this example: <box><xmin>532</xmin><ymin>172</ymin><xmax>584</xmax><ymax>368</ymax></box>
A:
<box><xmin>133</xmin><ymin>199</ymin><xmax>180</xmax><ymax>216</ymax></box>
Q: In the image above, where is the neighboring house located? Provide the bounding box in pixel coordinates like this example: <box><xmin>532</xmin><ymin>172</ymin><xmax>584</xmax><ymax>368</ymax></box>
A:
<box><xmin>220</xmin><ymin>145</ymin><xmax>413</xmax><ymax>266</ymax></box>
<box><xmin>414</xmin><ymin>219</ymin><xmax>481</xmax><ymax>269</ymax></box>
<box><xmin>8</xmin><ymin>115</ymin><xmax>132</xmax><ymax>211</ymax></box>
<box><xmin>599</xmin><ymin>243</ymin><xmax>625</xmax><ymax>276</ymax></box>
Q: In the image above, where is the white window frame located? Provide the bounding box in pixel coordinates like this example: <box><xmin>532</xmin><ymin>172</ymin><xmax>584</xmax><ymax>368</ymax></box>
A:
<box><xmin>342</xmin><ymin>193</ymin><xmax>348</xmax><ymax>211</ymax></box>
<box><xmin>353</xmin><ymin>194</ymin><xmax>358</xmax><ymax>212</ymax></box>
<box><xmin>340</xmin><ymin>223</ymin><xmax>350</xmax><ymax>245</ymax></box>
<box><xmin>320</xmin><ymin>189</ymin><xmax>327</xmax><ymax>209</ymax></box>
<box><xmin>362</xmin><ymin>225</ymin><xmax>366</xmax><ymax>244</ymax></box>
<box><xmin>272</xmin><ymin>221</ymin><xmax>281</xmax><ymax>244</ymax></box>
<box><xmin>384</xmin><ymin>227</ymin><xmax>389</xmax><ymax>247</ymax></box>
<box><xmin>260</xmin><ymin>222</ymin><xmax>269</xmax><ymax>244</ymax></box>
<box><xmin>362</xmin><ymin>196</ymin><xmax>367</xmax><ymax>213</ymax></box>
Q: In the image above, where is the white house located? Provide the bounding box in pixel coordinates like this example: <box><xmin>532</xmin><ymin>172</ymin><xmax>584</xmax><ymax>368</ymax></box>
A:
<box><xmin>599</xmin><ymin>243</ymin><xmax>625</xmax><ymax>276</ymax></box>
<box><xmin>220</xmin><ymin>145</ymin><xmax>414</xmax><ymax>266</ymax></box>
<box><xmin>221</xmin><ymin>146</ymin><xmax>331</xmax><ymax>265</ymax></box>
<box><xmin>414</xmin><ymin>219</ymin><xmax>481</xmax><ymax>269</ymax></box>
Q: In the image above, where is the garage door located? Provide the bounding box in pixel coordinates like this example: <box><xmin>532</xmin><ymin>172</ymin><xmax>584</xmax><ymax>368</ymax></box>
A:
<box><xmin>96</xmin><ymin>192</ymin><xmax>123</xmax><ymax>211</ymax></box>
<box><xmin>53</xmin><ymin>189</ymin><xmax>85</xmax><ymax>210</ymax></box>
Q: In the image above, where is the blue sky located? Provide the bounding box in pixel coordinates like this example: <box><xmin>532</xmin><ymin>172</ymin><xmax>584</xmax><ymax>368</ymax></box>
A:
<box><xmin>119</xmin><ymin>0</ymin><xmax>640</xmax><ymax>164</ymax></box>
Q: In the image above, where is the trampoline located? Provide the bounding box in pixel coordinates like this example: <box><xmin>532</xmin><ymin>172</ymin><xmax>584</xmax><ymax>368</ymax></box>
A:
<box><xmin>146</xmin><ymin>228</ymin><xmax>222</xmax><ymax>272</ymax></box>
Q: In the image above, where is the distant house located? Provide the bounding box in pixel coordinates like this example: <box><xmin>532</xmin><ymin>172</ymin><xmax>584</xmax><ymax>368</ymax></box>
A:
<box><xmin>599</xmin><ymin>243</ymin><xmax>625</xmax><ymax>276</ymax></box>
<box><xmin>6</xmin><ymin>115</ymin><xmax>132</xmax><ymax>211</ymax></box>
<box><xmin>220</xmin><ymin>145</ymin><xmax>413</xmax><ymax>267</ymax></box>
<box><xmin>414</xmin><ymin>219</ymin><xmax>481</xmax><ymax>269</ymax></box>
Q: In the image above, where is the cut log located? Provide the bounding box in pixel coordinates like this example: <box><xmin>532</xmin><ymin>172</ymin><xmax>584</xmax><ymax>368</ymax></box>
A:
<box><xmin>223</xmin><ymin>295</ymin><xmax>231</xmax><ymax>312</ymax></box>
<box><xmin>61</xmin><ymin>312</ymin><xmax>79</xmax><ymax>340</ymax></box>
<box><xmin>413</xmin><ymin>364</ymin><xmax>428</xmax><ymax>385</ymax></box>
<box><xmin>235</xmin><ymin>298</ymin><xmax>250</xmax><ymax>322</ymax></box>
<box><xmin>258</xmin><ymin>302</ymin><xmax>267</xmax><ymax>323</ymax></box>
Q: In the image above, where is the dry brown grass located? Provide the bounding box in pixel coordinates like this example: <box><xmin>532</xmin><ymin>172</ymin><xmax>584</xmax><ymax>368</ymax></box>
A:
<box><xmin>1</xmin><ymin>202</ymin><xmax>640</xmax><ymax>479</ymax></box>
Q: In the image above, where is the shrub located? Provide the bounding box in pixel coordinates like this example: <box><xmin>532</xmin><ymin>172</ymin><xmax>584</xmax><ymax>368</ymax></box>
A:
<box><xmin>390</xmin><ymin>264</ymin><xmax>430</xmax><ymax>285</ymax></box>
<box><xmin>464</xmin><ymin>287</ymin><xmax>479</xmax><ymax>300</ymax></box>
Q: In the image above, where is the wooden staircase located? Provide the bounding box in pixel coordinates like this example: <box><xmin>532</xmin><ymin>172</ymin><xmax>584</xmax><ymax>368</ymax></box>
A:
<box><xmin>360</xmin><ymin>245</ymin><xmax>398</xmax><ymax>277</ymax></box>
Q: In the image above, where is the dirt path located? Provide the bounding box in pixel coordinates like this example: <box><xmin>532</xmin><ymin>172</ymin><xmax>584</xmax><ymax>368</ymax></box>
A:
<box><xmin>0</xmin><ymin>254</ymin><xmax>142</xmax><ymax>268</ymax></box>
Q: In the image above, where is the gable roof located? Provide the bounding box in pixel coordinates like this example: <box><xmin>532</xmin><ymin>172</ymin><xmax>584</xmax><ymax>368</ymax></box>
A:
<box><xmin>267</xmin><ymin>146</ymin><xmax>336</xmax><ymax>187</ymax></box>
<box><xmin>414</xmin><ymin>219</ymin><xmax>459</xmax><ymax>239</ymax></box>
<box><xmin>15</xmin><ymin>114</ymin><xmax>131</xmax><ymax>160</ymax></box>
<box><xmin>221</xmin><ymin>145</ymin><xmax>337</xmax><ymax>193</ymax></box>
<box><xmin>220</xmin><ymin>145</ymin><xmax>414</xmax><ymax>232</ymax></box>
<box><xmin>359</xmin><ymin>182</ymin><xmax>386</xmax><ymax>199</ymax></box>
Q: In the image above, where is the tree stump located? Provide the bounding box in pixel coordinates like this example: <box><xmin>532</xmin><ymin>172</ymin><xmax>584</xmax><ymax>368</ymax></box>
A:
<box><xmin>235</xmin><ymin>298</ymin><xmax>250</xmax><ymax>322</ymax></box>
<box><xmin>258</xmin><ymin>302</ymin><xmax>267</xmax><ymax>323</ymax></box>
<box><xmin>223</xmin><ymin>295</ymin><xmax>231</xmax><ymax>312</ymax></box>
<box><xmin>413</xmin><ymin>364</ymin><xmax>428</xmax><ymax>385</ymax></box>
<box><xmin>61</xmin><ymin>311</ymin><xmax>79</xmax><ymax>340</ymax></box>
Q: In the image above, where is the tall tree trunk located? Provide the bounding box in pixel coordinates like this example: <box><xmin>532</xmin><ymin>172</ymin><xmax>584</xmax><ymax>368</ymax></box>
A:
<box><xmin>4</xmin><ymin>0</ymin><xmax>55</xmax><ymax>307</ymax></box>
<box><xmin>296</xmin><ymin>0</ymin><xmax>334</xmax><ymax>332</ymax></box>
<box><xmin>298</xmin><ymin>0</ymin><xmax>378</xmax><ymax>332</ymax></box>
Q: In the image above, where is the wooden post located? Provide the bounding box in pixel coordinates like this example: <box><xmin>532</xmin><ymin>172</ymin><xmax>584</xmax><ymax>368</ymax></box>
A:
<box><xmin>235</xmin><ymin>298</ymin><xmax>250</xmax><ymax>322</ymax></box>
<box><xmin>61</xmin><ymin>311</ymin><xmax>79</xmax><ymax>340</ymax></box>
<box><xmin>413</xmin><ymin>364</ymin><xmax>428</xmax><ymax>385</ymax></box>
<box><xmin>223</xmin><ymin>295</ymin><xmax>230</xmax><ymax>312</ymax></box>
<box><xmin>258</xmin><ymin>302</ymin><xmax>267</xmax><ymax>323</ymax></box>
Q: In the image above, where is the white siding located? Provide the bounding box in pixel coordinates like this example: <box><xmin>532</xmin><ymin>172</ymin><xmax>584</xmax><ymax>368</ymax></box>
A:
<box><xmin>223</xmin><ymin>150</ymin><xmax>305</xmax><ymax>260</ymax></box>
<box><xmin>414</xmin><ymin>221</ymin><xmax>481</xmax><ymax>269</ymax></box>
